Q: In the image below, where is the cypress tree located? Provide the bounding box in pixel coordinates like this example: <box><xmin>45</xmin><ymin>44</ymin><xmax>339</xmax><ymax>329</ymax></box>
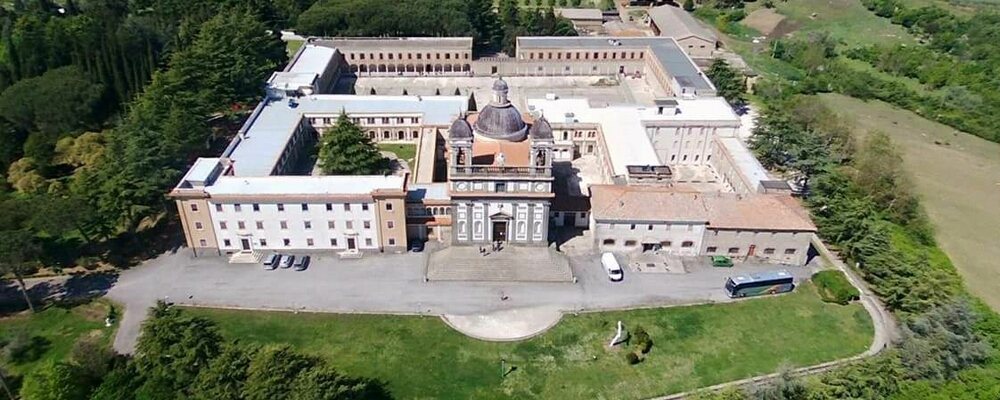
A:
<box><xmin>467</xmin><ymin>92</ymin><xmax>478</xmax><ymax>112</ymax></box>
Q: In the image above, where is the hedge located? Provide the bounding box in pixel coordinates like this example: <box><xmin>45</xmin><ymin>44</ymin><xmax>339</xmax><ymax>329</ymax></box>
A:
<box><xmin>813</xmin><ymin>270</ymin><xmax>861</xmax><ymax>305</ymax></box>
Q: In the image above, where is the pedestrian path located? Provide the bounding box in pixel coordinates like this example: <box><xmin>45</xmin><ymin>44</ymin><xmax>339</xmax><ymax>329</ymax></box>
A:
<box><xmin>441</xmin><ymin>306</ymin><xmax>563</xmax><ymax>341</ymax></box>
<box><xmin>426</xmin><ymin>245</ymin><xmax>574</xmax><ymax>282</ymax></box>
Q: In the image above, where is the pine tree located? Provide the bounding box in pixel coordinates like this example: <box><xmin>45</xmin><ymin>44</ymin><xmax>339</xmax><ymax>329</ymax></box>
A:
<box><xmin>435</xmin><ymin>88</ymin><xmax>441</xmax><ymax>95</ymax></box>
<box><xmin>369</xmin><ymin>87</ymin><xmax>376</xmax><ymax>95</ymax></box>
<box><xmin>402</xmin><ymin>89</ymin><xmax>408</xmax><ymax>95</ymax></box>
<box><xmin>468</xmin><ymin>92</ymin><xmax>478</xmax><ymax>112</ymax></box>
<box><xmin>454</xmin><ymin>88</ymin><xmax>461</xmax><ymax>95</ymax></box>
<box><xmin>317</xmin><ymin>112</ymin><xmax>389</xmax><ymax>175</ymax></box>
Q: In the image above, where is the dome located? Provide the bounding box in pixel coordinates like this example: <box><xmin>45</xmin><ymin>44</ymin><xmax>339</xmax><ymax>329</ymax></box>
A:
<box><xmin>529</xmin><ymin>116</ymin><xmax>553</xmax><ymax>140</ymax></box>
<box><xmin>474</xmin><ymin>104</ymin><xmax>528</xmax><ymax>141</ymax></box>
<box><xmin>492</xmin><ymin>78</ymin><xmax>509</xmax><ymax>92</ymax></box>
<box><xmin>449</xmin><ymin>117</ymin><xmax>473</xmax><ymax>139</ymax></box>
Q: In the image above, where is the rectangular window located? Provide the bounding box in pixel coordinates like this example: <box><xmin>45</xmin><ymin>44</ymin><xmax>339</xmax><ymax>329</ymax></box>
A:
<box><xmin>495</xmin><ymin>182</ymin><xmax>506</xmax><ymax>192</ymax></box>
<box><xmin>280</xmin><ymin>221</ymin><xmax>288</xmax><ymax>230</ymax></box>
<box><xmin>223</xmin><ymin>239</ymin><xmax>231</xmax><ymax>247</ymax></box>
<box><xmin>259</xmin><ymin>238</ymin><xmax>267</xmax><ymax>247</ymax></box>
<box><xmin>234</xmin><ymin>204</ymin><xmax>242</xmax><ymax>212</ymax></box>
<box><xmin>237</xmin><ymin>221</ymin><xmax>246</xmax><ymax>230</ymax></box>
<box><xmin>385</xmin><ymin>203</ymin><xmax>393</xmax><ymax>211</ymax></box>
<box><xmin>330</xmin><ymin>238</ymin><xmax>338</xmax><ymax>247</ymax></box>
<box><xmin>647</xmin><ymin>225</ymin><xmax>653</xmax><ymax>230</ymax></box>
<box><xmin>283</xmin><ymin>238</ymin><xmax>290</xmax><ymax>247</ymax></box>
<box><xmin>199</xmin><ymin>239</ymin><xmax>207</xmax><ymax>247</ymax></box>
<box><xmin>214</xmin><ymin>204</ymin><xmax>222</xmax><ymax>212</ymax></box>
<box><xmin>344</xmin><ymin>203</ymin><xmax>352</xmax><ymax>212</ymax></box>
<box><xmin>728</xmin><ymin>247</ymin><xmax>740</xmax><ymax>254</ymax></box>
<box><xmin>388</xmin><ymin>238</ymin><xmax>396</xmax><ymax>246</ymax></box>
<box><xmin>764</xmin><ymin>248</ymin><xmax>776</xmax><ymax>255</ymax></box>
<box><xmin>706</xmin><ymin>246</ymin><xmax>717</xmax><ymax>253</ymax></box>
<box><xmin>363</xmin><ymin>221</ymin><xmax>371</xmax><ymax>229</ymax></box>
<box><xmin>301</xmin><ymin>203</ymin><xmax>309</xmax><ymax>211</ymax></box>
<box><xmin>362</xmin><ymin>203</ymin><xmax>369</xmax><ymax>211</ymax></box>
<box><xmin>784</xmin><ymin>248</ymin><xmax>797</xmax><ymax>255</ymax></box>
<box><xmin>346</xmin><ymin>221</ymin><xmax>354</xmax><ymax>229</ymax></box>
<box><xmin>387</xmin><ymin>221</ymin><xmax>395</xmax><ymax>229</ymax></box>
<box><xmin>306</xmin><ymin>238</ymin><xmax>314</xmax><ymax>247</ymax></box>
<box><xmin>630</xmin><ymin>224</ymin><xmax>636</xmax><ymax>230</ymax></box>
<box><xmin>256</xmin><ymin>221</ymin><xmax>264</xmax><ymax>230</ymax></box>
<box><xmin>252</xmin><ymin>203</ymin><xmax>260</xmax><ymax>212</ymax></box>
<box><xmin>365</xmin><ymin>238</ymin><xmax>373</xmax><ymax>246</ymax></box>
<box><xmin>326</xmin><ymin>203</ymin><xmax>333</xmax><ymax>211</ymax></box>
<box><xmin>304</xmin><ymin>221</ymin><xmax>312</xmax><ymax>229</ymax></box>
<box><xmin>190</xmin><ymin>203</ymin><xmax>200</xmax><ymax>212</ymax></box>
<box><xmin>219</xmin><ymin>221</ymin><xmax>228</xmax><ymax>230</ymax></box>
<box><xmin>195</xmin><ymin>222</ymin><xmax>203</xmax><ymax>230</ymax></box>
<box><xmin>277</xmin><ymin>204</ymin><xmax>285</xmax><ymax>212</ymax></box>
<box><xmin>328</xmin><ymin>220</ymin><xmax>336</xmax><ymax>229</ymax></box>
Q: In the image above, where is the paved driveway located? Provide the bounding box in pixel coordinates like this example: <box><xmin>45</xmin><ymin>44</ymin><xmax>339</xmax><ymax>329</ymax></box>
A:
<box><xmin>107</xmin><ymin>249</ymin><xmax>817</xmax><ymax>353</ymax></box>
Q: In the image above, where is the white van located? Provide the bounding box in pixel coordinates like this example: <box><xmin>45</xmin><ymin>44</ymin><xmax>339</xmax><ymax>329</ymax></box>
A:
<box><xmin>601</xmin><ymin>252</ymin><xmax>624</xmax><ymax>282</ymax></box>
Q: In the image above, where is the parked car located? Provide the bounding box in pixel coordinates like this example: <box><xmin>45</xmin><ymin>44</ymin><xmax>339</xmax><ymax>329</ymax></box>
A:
<box><xmin>293</xmin><ymin>255</ymin><xmax>310</xmax><ymax>271</ymax></box>
<box><xmin>279</xmin><ymin>255</ymin><xmax>295</xmax><ymax>269</ymax></box>
<box><xmin>601</xmin><ymin>252</ymin><xmax>623</xmax><ymax>282</ymax></box>
<box><xmin>409</xmin><ymin>240</ymin><xmax>425</xmax><ymax>253</ymax></box>
<box><xmin>711</xmin><ymin>256</ymin><xmax>734</xmax><ymax>268</ymax></box>
<box><xmin>263</xmin><ymin>253</ymin><xmax>280</xmax><ymax>270</ymax></box>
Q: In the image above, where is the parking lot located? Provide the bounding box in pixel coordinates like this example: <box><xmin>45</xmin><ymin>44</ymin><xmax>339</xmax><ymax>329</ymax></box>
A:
<box><xmin>108</xmin><ymin>248</ymin><xmax>818</xmax><ymax>352</ymax></box>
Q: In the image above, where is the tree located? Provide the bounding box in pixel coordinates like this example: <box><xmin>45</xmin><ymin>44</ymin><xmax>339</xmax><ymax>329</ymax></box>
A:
<box><xmin>19</xmin><ymin>361</ymin><xmax>90</xmax><ymax>400</ymax></box>
<box><xmin>243</xmin><ymin>345</ymin><xmax>316</xmax><ymax>400</ymax></box>
<box><xmin>134</xmin><ymin>302</ymin><xmax>222</xmax><ymax>395</ymax></box>
<box><xmin>69</xmin><ymin>336</ymin><xmax>113</xmax><ymax>381</ymax></box>
<box><xmin>467</xmin><ymin>0</ymin><xmax>500</xmax><ymax>51</ymax></box>
<box><xmin>435</xmin><ymin>88</ymin><xmax>441</xmax><ymax>95</ymax></box>
<box><xmin>369</xmin><ymin>87</ymin><xmax>376</xmax><ymax>95</ymax></box>
<box><xmin>468</xmin><ymin>92</ymin><xmax>478</xmax><ymax>111</ymax></box>
<box><xmin>52</xmin><ymin>132</ymin><xmax>105</xmax><ymax>172</ymax></box>
<box><xmin>705</xmin><ymin>58</ymin><xmax>747</xmax><ymax>109</ymax></box>
<box><xmin>316</xmin><ymin>112</ymin><xmax>390</xmax><ymax>175</ymax></box>
<box><xmin>684</xmin><ymin>0</ymin><xmax>695</xmax><ymax>11</ymax></box>
<box><xmin>454</xmin><ymin>87</ymin><xmax>461</xmax><ymax>95</ymax></box>
<box><xmin>164</xmin><ymin>9</ymin><xmax>286</xmax><ymax>114</ymax></box>
<box><xmin>5</xmin><ymin>157</ymin><xmax>47</xmax><ymax>193</ymax></box>
<box><xmin>191</xmin><ymin>342</ymin><xmax>259</xmax><ymax>400</ymax></box>
<box><xmin>289</xmin><ymin>364</ymin><xmax>387</xmax><ymax>400</ymax></box>
<box><xmin>0</xmin><ymin>229</ymin><xmax>40</xmax><ymax>312</ymax></box>
<box><xmin>0</xmin><ymin>66</ymin><xmax>107</xmax><ymax>137</ymax></box>
<box><xmin>89</xmin><ymin>363</ymin><xmax>142</xmax><ymax>400</ymax></box>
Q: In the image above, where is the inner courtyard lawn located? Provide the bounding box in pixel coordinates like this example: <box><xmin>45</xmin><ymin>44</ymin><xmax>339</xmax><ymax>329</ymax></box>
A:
<box><xmin>186</xmin><ymin>283</ymin><xmax>873</xmax><ymax>400</ymax></box>
<box><xmin>376</xmin><ymin>143</ymin><xmax>417</xmax><ymax>165</ymax></box>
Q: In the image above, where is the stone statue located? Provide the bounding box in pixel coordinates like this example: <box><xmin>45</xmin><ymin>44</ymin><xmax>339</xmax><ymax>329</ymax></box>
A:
<box><xmin>535</xmin><ymin>150</ymin><xmax>546</xmax><ymax>167</ymax></box>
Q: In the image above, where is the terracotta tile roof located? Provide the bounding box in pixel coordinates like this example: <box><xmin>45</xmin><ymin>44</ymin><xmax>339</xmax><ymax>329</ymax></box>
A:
<box><xmin>471</xmin><ymin>140</ymin><xmax>532</xmax><ymax>166</ymax></box>
<box><xmin>590</xmin><ymin>185</ymin><xmax>816</xmax><ymax>232</ymax></box>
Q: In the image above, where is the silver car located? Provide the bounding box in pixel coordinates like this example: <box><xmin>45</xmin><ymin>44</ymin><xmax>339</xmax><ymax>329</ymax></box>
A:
<box><xmin>279</xmin><ymin>255</ymin><xmax>295</xmax><ymax>269</ymax></box>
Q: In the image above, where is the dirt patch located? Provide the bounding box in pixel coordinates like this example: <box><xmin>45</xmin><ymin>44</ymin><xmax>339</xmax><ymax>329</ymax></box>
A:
<box><xmin>768</xmin><ymin>17</ymin><xmax>801</xmax><ymax>40</ymax></box>
<box><xmin>742</xmin><ymin>8</ymin><xmax>786</xmax><ymax>36</ymax></box>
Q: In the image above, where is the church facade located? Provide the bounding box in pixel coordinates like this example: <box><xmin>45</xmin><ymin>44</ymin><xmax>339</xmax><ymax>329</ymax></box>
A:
<box><xmin>447</xmin><ymin>79</ymin><xmax>554</xmax><ymax>246</ymax></box>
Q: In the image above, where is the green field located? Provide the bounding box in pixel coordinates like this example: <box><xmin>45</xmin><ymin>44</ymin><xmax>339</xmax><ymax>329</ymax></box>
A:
<box><xmin>187</xmin><ymin>283</ymin><xmax>873</xmax><ymax>400</ymax></box>
<box><xmin>0</xmin><ymin>300</ymin><xmax>118</xmax><ymax>377</ymax></box>
<box><xmin>377</xmin><ymin>143</ymin><xmax>417</xmax><ymax>165</ymax></box>
<box><xmin>819</xmin><ymin>93</ymin><xmax>1000</xmax><ymax>311</ymax></box>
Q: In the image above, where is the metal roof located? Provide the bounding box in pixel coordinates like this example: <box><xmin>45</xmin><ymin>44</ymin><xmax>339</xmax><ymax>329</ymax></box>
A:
<box><xmin>554</xmin><ymin>8</ymin><xmax>604</xmax><ymax>20</ymax></box>
<box><xmin>205</xmin><ymin>175</ymin><xmax>405</xmax><ymax>196</ymax></box>
<box><xmin>647</xmin><ymin>5</ymin><xmax>718</xmax><ymax>42</ymax></box>
<box><xmin>407</xmin><ymin>183</ymin><xmax>450</xmax><ymax>202</ymax></box>
<box><xmin>287</xmin><ymin>45</ymin><xmax>336</xmax><ymax>74</ymax></box>
<box><xmin>718</xmin><ymin>137</ymin><xmax>771</xmax><ymax>191</ymax></box>
<box><xmin>227</xmin><ymin>95</ymin><xmax>467</xmax><ymax>177</ymax></box>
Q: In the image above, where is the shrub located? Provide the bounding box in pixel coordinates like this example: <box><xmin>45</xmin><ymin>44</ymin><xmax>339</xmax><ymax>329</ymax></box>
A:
<box><xmin>813</xmin><ymin>270</ymin><xmax>861</xmax><ymax>305</ymax></box>
<box><xmin>632</xmin><ymin>326</ymin><xmax>653</xmax><ymax>354</ymax></box>
<box><xmin>76</xmin><ymin>256</ymin><xmax>100</xmax><ymax>270</ymax></box>
<box><xmin>625</xmin><ymin>352</ymin><xmax>640</xmax><ymax>365</ymax></box>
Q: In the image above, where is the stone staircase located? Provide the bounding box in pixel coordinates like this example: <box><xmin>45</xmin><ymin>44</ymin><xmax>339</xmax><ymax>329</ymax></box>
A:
<box><xmin>427</xmin><ymin>246</ymin><xmax>573</xmax><ymax>282</ymax></box>
<box><xmin>228</xmin><ymin>250</ymin><xmax>263</xmax><ymax>264</ymax></box>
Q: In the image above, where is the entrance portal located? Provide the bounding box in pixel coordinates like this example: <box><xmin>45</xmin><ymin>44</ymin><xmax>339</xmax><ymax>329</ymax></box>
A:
<box><xmin>492</xmin><ymin>221</ymin><xmax>508</xmax><ymax>242</ymax></box>
<box><xmin>347</xmin><ymin>238</ymin><xmax>357</xmax><ymax>250</ymax></box>
<box><xmin>240</xmin><ymin>238</ymin><xmax>251</xmax><ymax>252</ymax></box>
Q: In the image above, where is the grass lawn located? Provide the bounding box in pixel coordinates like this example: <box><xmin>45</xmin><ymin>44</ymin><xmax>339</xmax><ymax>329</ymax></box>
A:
<box><xmin>0</xmin><ymin>299</ymin><xmax>119</xmax><ymax>377</ymax></box>
<box><xmin>377</xmin><ymin>143</ymin><xmax>417</xmax><ymax>165</ymax></box>
<box><xmin>286</xmin><ymin>39</ymin><xmax>304</xmax><ymax>57</ymax></box>
<box><xmin>819</xmin><ymin>93</ymin><xmax>1000</xmax><ymax>311</ymax></box>
<box><xmin>745</xmin><ymin>0</ymin><xmax>916</xmax><ymax>47</ymax></box>
<box><xmin>187</xmin><ymin>283</ymin><xmax>872</xmax><ymax>400</ymax></box>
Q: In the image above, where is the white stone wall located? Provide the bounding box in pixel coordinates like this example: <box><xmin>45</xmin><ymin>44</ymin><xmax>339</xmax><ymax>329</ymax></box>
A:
<box><xmin>594</xmin><ymin>221</ymin><xmax>706</xmax><ymax>255</ymax></box>
<box><xmin>208</xmin><ymin>200</ymin><xmax>382</xmax><ymax>252</ymax></box>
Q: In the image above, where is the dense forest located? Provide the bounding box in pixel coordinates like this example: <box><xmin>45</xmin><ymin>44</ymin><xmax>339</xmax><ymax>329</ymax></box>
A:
<box><xmin>0</xmin><ymin>0</ymin><xmax>288</xmax><ymax>309</ymax></box>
